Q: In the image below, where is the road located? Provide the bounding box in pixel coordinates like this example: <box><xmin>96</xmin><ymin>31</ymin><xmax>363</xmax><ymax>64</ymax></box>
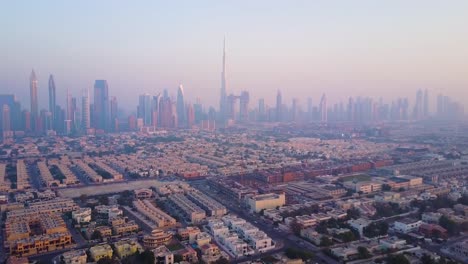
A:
<box><xmin>191</xmin><ymin>181</ymin><xmax>339</xmax><ymax>264</ymax></box>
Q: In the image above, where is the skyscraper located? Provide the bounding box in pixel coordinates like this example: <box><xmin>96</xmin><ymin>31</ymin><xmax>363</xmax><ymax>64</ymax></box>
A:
<box><xmin>151</xmin><ymin>94</ymin><xmax>161</xmax><ymax>127</ymax></box>
<box><xmin>30</xmin><ymin>70</ymin><xmax>39</xmax><ymax>130</ymax></box>
<box><xmin>110</xmin><ymin>96</ymin><xmax>118</xmax><ymax>131</ymax></box>
<box><xmin>2</xmin><ymin>105</ymin><xmax>11</xmax><ymax>132</ymax></box>
<box><xmin>307</xmin><ymin>97</ymin><xmax>313</xmax><ymax>121</ymax></box>
<box><xmin>219</xmin><ymin>37</ymin><xmax>227</xmax><ymax>123</ymax></box>
<box><xmin>239</xmin><ymin>91</ymin><xmax>249</xmax><ymax>122</ymax></box>
<box><xmin>414</xmin><ymin>89</ymin><xmax>424</xmax><ymax>120</ymax></box>
<box><xmin>82</xmin><ymin>89</ymin><xmax>91</xmax><ymax>130</ymax></box>
<box><xmin>48</xmin><ymin>75</ymin><xmax>56</xmax><ymax>130</ymax></box>
<box><xmin>423</xmin><ymin>89</ymin><xmax>429</xmax><ymax>118</ymax></box>
<box><xmin>320</xmin><ymin>94</ymin><xmax>327</xmax><ymax>122</ymax></box>
<box><xmin>276</xmin><ymin>90</ymin><xmax>282</xmax><ymax>122</ymax></box>
<box><xmin>177</xmin><ymin>85</ymin><xmax>186</xmax><ymax>128</ymax></box>
<box><xmin>93</xmin><ymin>80</ymin><xmax>109</xmax><ymax>131</ymax></box>
<box><xmin>138</xmin><ymin>94</ymin><xmax>152</xmax><ymax>126</ymax></box>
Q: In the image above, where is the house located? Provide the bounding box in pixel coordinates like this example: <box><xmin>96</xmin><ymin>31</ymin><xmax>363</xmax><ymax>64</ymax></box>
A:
<box><xmin>348</xmin><ymin>218</ymin><xmax>371</xmax><ymax>236</ymax></box>
<box><xmin>394</xmin><ymin>218</ymin><xmax>422</xmax><ymax>234</ymax></box>
<box><xmin>419</xmin><ymin>223</ymin><xmax>448</xmax><ymax>238</ymax></box>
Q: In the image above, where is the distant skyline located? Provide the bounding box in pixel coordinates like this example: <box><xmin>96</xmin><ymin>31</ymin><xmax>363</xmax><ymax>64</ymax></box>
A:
<box><xmin>1</xmin><ymin>1</ymin><xmax>468</xmax><ymax>112</ymax></box>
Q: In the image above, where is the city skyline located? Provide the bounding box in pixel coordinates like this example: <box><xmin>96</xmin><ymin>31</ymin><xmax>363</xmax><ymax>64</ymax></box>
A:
<box><xmin>1</xmin><ymin>1</ymin><xmax>468</xmax><ymax>111</ymax></box>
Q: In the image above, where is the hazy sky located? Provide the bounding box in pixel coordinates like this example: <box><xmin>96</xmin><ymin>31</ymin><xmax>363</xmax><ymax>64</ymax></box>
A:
<box><xmin>1</xmin><ymin>1</ymin><xmax>468</xmax><ymax>113</ymax></box>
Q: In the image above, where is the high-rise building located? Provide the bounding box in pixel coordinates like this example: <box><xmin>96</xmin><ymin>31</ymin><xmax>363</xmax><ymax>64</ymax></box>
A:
<box><xmin>320</xmin><ymin>94</ymin><xmax>327</xmax><ymax>122</ymax></box>
<box><xmin>93</xmin><ymin>80</ymin><xmax>109</xmax><ymax>131</ymax></box>
<box><xmin>48</xmin><ymin>75</ymin><xmax>56</xmax><ymax>130</ymax></box>
<box><xmin>151</xmin><ymin>94</ymin><xmax>161</xmax><ymax>127</ymax></box>
<box><xmin>82</xmin><ymin>89</ymin><xmax>91</xmax><ymax>129</ymax></box>
<box><xmin>0</xmin><ymin>95</ymin><xmax>19</xmax><ymax>131</ymax></box>
<box><xmin>219</xmin><ymin>37</ymin><xmax>227</xmax><ymax>123</ymax></box>
<box><xmin>258</xmin><ymin>98</ymin><xmax>265</xmax><ymax>121</ymax></box>
<box><xmin>159</xmin><ymin>96</ymin><xmax>175</xmax><ymax>128</ymax></box>
<box><xmin>307</xmin><ymin>97</ymin><xmax>313</xmax><ymax>121</ymax></box>
<box><xmin>138</xmin><ymin>94</ymin><xmax>152</xmax><ymax>126</ymax></box>
<box><xmin>186</xmin><ymin>103</ymin><xmax>195</xmax><ymax>128</ymax></box>
<box><xmin>30</xmin><ymin>70</ymin><xmax>39</xmax><ymax>131</ymax></box>
<box><xmin>66</xmin><ymin>89</ymin><xmax>73</xmax><ymax>123</ymax></box>
<box><xmin>414</xmin><ymin>89</ymin><xmax>424</xmax><ymax>120</ymax></box>
<box><xmin>239</xmin><ymin>91</ymin><xmax>249</xmax><ymax>122</ymax></box>
<box><xmin>423</xmin><ymin>89</ymin><xmax>429</xmax><ymax>118</ymax></box>
<box><xmin>110</xmin><ymin>96</ymin><xmax>118</xmax><ymax>132</ymax></box>
<box><xmin>347</xmin><ymin>97</ymin><xmax>354</xmax><ymax>122</ymax></box>
<box><xmin>276</xmin><ymin>90</ymin><xmax>282</xmax><ymax>122</ymax></box>
<box><xmin>2</xmin><ymin>105</ymin><xmax>11</xmax><ymax>132</ymax></box>
<box><xmin>177</xmin><ymin>85</ymin><xmax>186</xmax><ymax>128</ymax></box>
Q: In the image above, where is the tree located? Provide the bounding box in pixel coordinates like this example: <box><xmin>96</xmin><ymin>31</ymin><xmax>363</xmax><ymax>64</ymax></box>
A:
<box><xmin>347</xmin><ymin>207</ymin><xmax>361</xmax><ymax>220</ymax></box>
<box><xmin>357</xmin><ymin>246</ymin><xmax>371</xmax><ymax>259</ymax></box>
<box><xmin>320</xmin><ymin>236</ymin><xmax>333</xmax><ymax>247</ymax></box>
<box><xmin>382</xmin><ymin>184</ymin><xmax>392</xmax><ymax>191</ymax></box>
<box><xmin>91</xmin><ymin>230</ymin><xmax>102</xmax><ymax>240</ymax></box>
<box><xmin>285</xmin><ymin>247</ymin><xmax>314</xmax><ymax>261</ymax></box>
<box><xmin>363</xmin><ymin>222</ymin><xmax>388</xmax><ymax>238</ymax></box>
<box><xmin>290</xmin><ymin>219</ymin><xmax>302</xmax><ymax>236</ymax></box>
<box><xmin>214</xmin><ymin>257</ymin><xmax>230</xmax><ymax>264</ymax></box>
<box><xmin>439</xmin><ymin>215</ymin><xmax>460</xmax><ymax>235</ymax></box>
<box><xmin>97</xmin><ymin>257</ymin><xmax>118</xmax><ymax>264</ymax></box>
<box><xmin>174</xmin><ymin>254</ymin><xmax>183</xmax><ymax>263</ymax></box>
<box><xmin>137</xmin><ymin>250</ymin><xmax>155</xmax><ymax>264</ymax></box>
<box><xmin>386</xmin><ymin>254</ymin><xmax>410</xmax><ymax>264</ymax></box>
<box><xmin>98</xmin><ymin>195</ymin><xmax>109</xmax><ymax>205</ymax></box>
<box><xmin>421</xmin><ymin>254</ymin><xmax>436</xmax><ymax>264</ymax></box>
<box><xmin>79</xmin><ymin>194</ymin><xmax>88</xmax><ymax>203</ymax></box>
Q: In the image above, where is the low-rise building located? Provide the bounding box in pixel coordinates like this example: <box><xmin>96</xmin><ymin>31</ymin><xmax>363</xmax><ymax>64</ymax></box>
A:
<box><xmin>246</xmin><ymin>193</ymin><xmax>286</xmax><ymax>213</ymax></box>
<box><xmin>348</xmin><ymin>218</ymin><xmax>371</xmax><ymax>236</ymax></box>
<box><xmin>143</xmin><ymin>229</ymin><xmax>172</xmax><ymax>248</ymax></box>
<box><xmin>153</xmin><ymin>245</ymin><xmax>174</xmax><ymax>264</ymax></box>
<box><xmin>89</xmin><ymin>244</ymin><xmax>113</xmax><ymax>262</ymax></box>
<box><xmin>394</xmin><ymin>218</ymin><xmax>422</xmax><ymax>234</ymax></box>
<box><xmin>72</xmin><ymin>208</ymin><xmax>92</xmax><ymax>224</ymax></box>
<box><xmin>113</xmin><ymin>220</ymin><xmax>139</xmax><ymax>235</ymax></box>
<box><xmin>61</xmin><ymin>249</ymin><xmax>87</xmax><ymax>264</ymax></box>
<box><xmin>114</xmin><ymin>239</ymin><xmax>143</xmax><ymax>259</ymax></box>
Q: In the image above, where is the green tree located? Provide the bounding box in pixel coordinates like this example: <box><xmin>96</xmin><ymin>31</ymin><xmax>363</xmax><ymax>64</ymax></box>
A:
<box><xmin>357</xmin><ymin>246</ymin><xmax>371</xmax><ymax>259</ymax></box>
<box><xmin>382</xmin><ymin>184</ymin><xmax>392</xmax><ymax>191</ymax></box>
<box><xmin>290</xmin><ymin>219</ymin><xmax>302</xmax><ymax>236</ymax></box>
<box><xmin>320</xmin><ymin>236</ymin><xmax>333</xmax><ymax>247</ymax></box>
<box><xmin>439</xmin><ymin>215</ymin><xmax>460</xmax><ymax>235</ymax></box>
<box><xmin>347</xmin><ymin>207</ymin><xmax>361</xmax><ymax>219</ymax></box>
<box><xmin>174</xmin><ymin>254</ymin><xmax>183</xmax><ymax>263</ymax></box>
<box><xmin>214</xmin><ymin>257</ymin><xmax>230</xmax><ymax>264</ymax></box>
<box><xmin>97</xmin><ymin>257</ymin><xmax>118</xmax><ymax>264</ymax></box>
<box><xmin>386</xmin><ymin>254</ymin><xmax>410</xmax><ymax>264</ymax></box>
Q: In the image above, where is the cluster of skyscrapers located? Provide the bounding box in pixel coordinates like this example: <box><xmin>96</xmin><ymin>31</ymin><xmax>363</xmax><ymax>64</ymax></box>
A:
<box><xmin>0</xmin><ymin>40</ymin><xmax>465</xmax><ymax>139</ymax></box>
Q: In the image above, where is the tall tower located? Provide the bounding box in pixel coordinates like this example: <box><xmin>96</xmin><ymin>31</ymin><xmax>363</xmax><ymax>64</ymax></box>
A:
<box><xmin>110</xmin><ymin>96</ymin><xmax>118</xmax><ymax>131</ymax></box>
<box><xmin>30</xmin><ymin>70</ymin><xmax>39</xmax><ymax>130</ymax></box>
<box><xmin>239</xmin><ymin>91</ymin><xmax>249</xmax><ymax>122</ymax></box>
<box><xmin>219</xmin><ymin>37</ymin><xmax>227</xmax><ymax>123</ymax></box>
<box><xmin>2</xmin><ymin>105</ymin><xmax>11</xmax><ymax>132</ymax></box>
<box><xmin>177</xmin><ymin>85</ymin><xmax>186</xmax><ymax>128</ymax></box>
<box><xmin>138</xmin><ymin>94</ymin><xmax>152</xmax><ymax>126</ymax></box>
<box><xmin>423</xmin><ymin>89</ymin><xmax>429</xmax><ymax>118</ymax></box>
<box><xmin>48</xmin><ymin>75</ymin><xmax>56</xmax><ymax>130</ymax></box>
<box><xmin>93</xmin><ymin>80</ymin><xmax>109</xmax><ymax>131</ymax></box>
<box><xmin>320</xmin><ymin>94</ymin><xmax>327</xmax><ymax>122</ymax></box>
<box><xmin>276</xmin><ymin>90</ymin><xmax>282</xmax><ymax>122</ymax></box>
<box><xmin>82</xmin><ymin>89</ymin><xmax>91</xmax><ymax>129</ymax></box>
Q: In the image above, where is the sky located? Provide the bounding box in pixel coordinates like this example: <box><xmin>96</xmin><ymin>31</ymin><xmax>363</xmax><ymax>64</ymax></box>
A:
<box><xmin>1</xmin><ymin>1</ymin><xmax>468</xmax><ymax>113</ymax></box>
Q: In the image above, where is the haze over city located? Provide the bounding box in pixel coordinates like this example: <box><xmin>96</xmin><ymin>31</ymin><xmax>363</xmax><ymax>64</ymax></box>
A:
<box><xmin>2</xmin><ymin>2</ymin><xmax>468</xmax><ymax>264</ymax></box>
<box><xmin>2</xmin><ymin>1</ymin><xmax>468</xmax><ymax>112</ymax></box>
